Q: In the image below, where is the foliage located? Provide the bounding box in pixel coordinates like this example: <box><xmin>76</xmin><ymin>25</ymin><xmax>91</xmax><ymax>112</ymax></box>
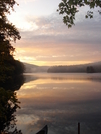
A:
<box><xmin>0</xmin><ymin>54</ymin><xmax>25</xmax><ymax>84</ymax></box>
<box><xmin>0</xmin><ymin>0</ymin><xmax>21</xmax><ymax>41</ymax></box>
<box><xmin>0</xmin><ymin>0</ymin><xmax>20</xmax><ymax>67</ymax></box>
<box><xmin>14</xmin><ymin>60</ymin><xmax>25</xmax><ymax>75</ymax></box>
<box><xmin>0</xmin><ymin>0</ymin><xmax>25</xmax><ymax>83</ymax></box>
<box><xmin>57</xmin><ymin>0</ymin><xmax>101</xmax><ymax>27</ymax></box>
<box><xmin>0</xmin><ymin>59</ymin><xmax>25</xmax><ymax>89</ymax></box>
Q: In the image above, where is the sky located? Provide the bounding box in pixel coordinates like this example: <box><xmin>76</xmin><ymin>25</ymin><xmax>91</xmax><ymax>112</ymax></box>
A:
<box><xmin>8</xmin><ymin>0</ymin><xmax>101</xmax><ymax>66</ymax></box>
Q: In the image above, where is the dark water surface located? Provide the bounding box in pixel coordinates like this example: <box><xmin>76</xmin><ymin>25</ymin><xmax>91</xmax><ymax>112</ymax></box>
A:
<box><xmin>16</xmin><ymin>73</ymin><xmax>101</xmax><ymax>134</ymax></box>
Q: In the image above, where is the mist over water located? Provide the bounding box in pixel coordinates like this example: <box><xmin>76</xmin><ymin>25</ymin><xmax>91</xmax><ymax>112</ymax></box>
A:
<box><xmin>16</xmin><ymin>73</ymin><xmax>101</xmax><ymax>134</ymax></box>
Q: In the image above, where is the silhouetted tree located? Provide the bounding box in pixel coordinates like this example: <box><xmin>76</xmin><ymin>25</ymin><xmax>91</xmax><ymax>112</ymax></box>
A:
<box><xmin>0</xmin><ymin>0</ymin><xmax>20</xmax><ymax>41</ymax></box>
<box><xmin>57</xmin><ymin>0</ymin><xmax>101</xmax><ymax>27</ymax></box>
<box><xmin>14</xmin><ymin>60</ymin><xmax>25</xmax><ymax>75</ymax></box>
<box><xmin>86</xmin><ymin>66</ymin><xmax>95</xmax><ymax>73</ymax></box>
<box><xmin>0</xmin><ymin>0</ymin><xmax>25</xmax><ymax>83</ymax></box>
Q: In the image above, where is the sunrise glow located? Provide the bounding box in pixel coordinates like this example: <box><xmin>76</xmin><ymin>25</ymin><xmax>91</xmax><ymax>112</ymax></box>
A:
<box><xmin>8</xmin><ymin>0</ymin><xmax>101</xmax><ymax>66</ymax></box>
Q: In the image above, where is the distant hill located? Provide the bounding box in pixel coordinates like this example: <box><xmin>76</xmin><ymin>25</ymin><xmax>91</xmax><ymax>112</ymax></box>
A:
<box><xmin>47</xmin><ymin>61</ymin><xmax>101</xmax><ymax>73</ymax></box>
<box><xmin>23</xmin><ymin>61</ymin><xmax>101</xmax><ymax>73</ymax></box>
<box><xmin>23</xmin><ymin>63</ymin><xmax>49</xmax><ymax>73</ymax></box>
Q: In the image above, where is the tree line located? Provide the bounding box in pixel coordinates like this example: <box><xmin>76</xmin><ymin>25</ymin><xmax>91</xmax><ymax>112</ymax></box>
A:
<box><xmin>47</xmin><ymin>65</ymin><xmax>101</xmax><ymax>73</ymax></box>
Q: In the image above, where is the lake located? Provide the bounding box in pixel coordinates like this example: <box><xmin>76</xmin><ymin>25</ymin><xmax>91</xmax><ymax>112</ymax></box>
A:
<box><xmin>16</xmin><ymin>73</ymin><xmax>101</xmax><ymax>134</ymax></box>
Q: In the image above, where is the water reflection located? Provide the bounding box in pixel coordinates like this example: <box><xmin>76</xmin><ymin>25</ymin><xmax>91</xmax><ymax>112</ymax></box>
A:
<box><xmin>16</xmin><ymin>73</ymin><xmax>101</xmax><ymax>134</ymax></box>
<box><xmin>25</xmin><ymin>73</ymin><xmax>101</xmax><ymax>83</ymax></box>
<box><xmin>0</xmin><ymin>75</ymin><xmax>25</xmax><ymax>134</ymax></box>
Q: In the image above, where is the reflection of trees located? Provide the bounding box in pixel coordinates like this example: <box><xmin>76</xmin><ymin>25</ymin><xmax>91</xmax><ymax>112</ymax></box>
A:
<box><xmin>0</xmin><ymin>88</ymin><xmax>20</xmax><ymax>133</ymax></box>
<box><xmin>0</xmin><ymin>74</ymin><xmax>24</xmax><ymax>133</ymax></box>
<box><xmin>57</xmin><ymin>0</ymin><xmax>101</xmax><ymax>27</ymax></box>
<box><xmin>0</xmin><ymin>72</ymin><xmax>25</xmax><ymax>133</ymax></box>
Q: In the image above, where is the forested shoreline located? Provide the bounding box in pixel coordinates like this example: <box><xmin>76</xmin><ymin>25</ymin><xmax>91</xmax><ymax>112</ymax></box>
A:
<box><xmin>47</xmin><ymin>63</ymin><xmax>101</xmax><ymax>73</ymax></box>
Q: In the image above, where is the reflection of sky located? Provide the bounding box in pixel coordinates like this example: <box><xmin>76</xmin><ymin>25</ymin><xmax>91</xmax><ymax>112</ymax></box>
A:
<box><xmin>16</xmin><ymin>73</ymin><xmax>101</xmax><ymax>134</ymax></box>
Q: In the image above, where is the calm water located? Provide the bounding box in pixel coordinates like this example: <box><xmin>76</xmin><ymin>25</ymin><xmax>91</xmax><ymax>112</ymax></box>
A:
<box><xmin>16</xmin><ymin>73</ymin><xmax>101</xmax><ymax>134</ymax></box>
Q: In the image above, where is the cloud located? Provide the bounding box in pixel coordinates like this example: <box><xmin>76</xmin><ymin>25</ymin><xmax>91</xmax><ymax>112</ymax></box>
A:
<box><xmin>20</xmin><ymin>11</ymin><xmax>101</xmax><ymax>45</ymax></box>
<box><xmin>13</xmin><ymin>10</ymin><xmax>101</xmax><ymax>65</ymax></box>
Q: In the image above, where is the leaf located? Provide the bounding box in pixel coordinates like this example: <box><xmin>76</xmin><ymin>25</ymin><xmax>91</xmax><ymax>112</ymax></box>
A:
<box><xmin>85</xmin><ymin>15</ymin><xmax>88</xmax><ymax>18</ymax></box>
